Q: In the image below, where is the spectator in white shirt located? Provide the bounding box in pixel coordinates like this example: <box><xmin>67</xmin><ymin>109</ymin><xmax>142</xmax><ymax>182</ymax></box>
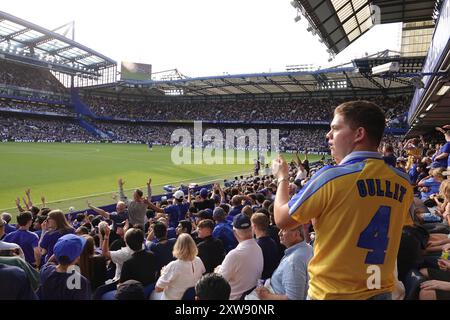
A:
<box><xmin>154</xmin><ymin>233</ymin><xmax>205</xmax><ymax>300</ymax></box>
<box><xmin>215</xmin><ymin>213</ymin><xmax>264</xmax><ymax>300</ymax></box>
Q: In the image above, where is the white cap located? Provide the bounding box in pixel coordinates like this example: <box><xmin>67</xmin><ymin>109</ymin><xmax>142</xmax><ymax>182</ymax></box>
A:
<box><xmin>68</xmin><ymin>207</ymin><xmax>76</xmax><ymax>213</ymax></box>
<box><xmin>173</xmin><ymin>190</ymin><xmax>185</xmax><ymax>200</ymax></box>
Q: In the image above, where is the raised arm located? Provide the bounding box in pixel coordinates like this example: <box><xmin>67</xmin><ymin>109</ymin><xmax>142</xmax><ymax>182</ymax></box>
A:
<box><xmin>25</xmin><ymin>188</ymin><xmax>33</xmax><ymax>208</ymax></box>
<box><xmin>41</xmin><ymin>195</ymin><xmax>46</xmax><ymax>208</ymax></box>
<box><xmin>100</xmin><ymin>226</ymin><xmax>111</xmax><ymax>260</ymax></box>
<box><xmin>118</xmin><ymin>178</ymin><xmax>127</xmax><ymax>202</ymax></box>
<box><xmin>15</xmin><ymin>198</ymin><xmax>25</xmax><ymax>213</ymax></box>
<box><xmin>147</xmin><ymin>201</ymin><xmax>165</xmax><ymax>214</ymax></box>
<box><xmin>147</xmin><ymin>178</ymin><xmax>152</xmax><ymax>200</ymax></box>
<box><xmin>273</xmin><ymin>156</ymin><xmax>299</xmax><ymax>230</ymax></box>
<box><xmin>87</xmin><ymin>200</ymin><xmax>110</xmax><ymax>219</ymax></box>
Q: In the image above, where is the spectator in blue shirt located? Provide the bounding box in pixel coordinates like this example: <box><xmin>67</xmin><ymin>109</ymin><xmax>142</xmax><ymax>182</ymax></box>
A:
<box><xmin>256</xmin><ymin>225</ymin><xmax>313</xmax><ymax>300</ymax></box>
<box><xmin>251</xmin><ymin>213</ymin><xmax>281</xmax><ymax>280</ymax></box>
<box><xmin>418</xmin><ymin>168</ymin><xmax>445</xmax><ymax>201</ymax></box>
<box><xmin>0</xmin><ymin>213</ymin><xmax>16</xmax><ymax>235</ymax></box>
<box><xmin>38</xmin><ymin>234</ymin><xmax>91</xmax><ymax>300</ymax></box>
<box><xmin>212</xmin><ymin>207</ymin><xmax>237</xmax><ymax>253</ymax></box>
<box><xmin>431</xmin><ymin>127</ymin><xmax>450</xmax><ymax>169</ymax></box>
<box><xmin>4</xmin><ymin>211</ymin><xmax>40</xmax><ymax>267</ymax></box>
<box><xmin>147</xmin><ymin>190</ymin><xmax>189</xmax><ymax>228</ymax></box>
<box><xmin>147</xmin><ymin>222</ymin><xmax>176</xmax><ymax>275</ymax></box>
<box><xmin>39</xmin><ymin>210</ymin><xmax>74</xmax><ymax>263</ymax></box>
<box><xmin>0</xmin><ymin>263</ymin><xmax>37</xmax><ymax>300</ymax></box>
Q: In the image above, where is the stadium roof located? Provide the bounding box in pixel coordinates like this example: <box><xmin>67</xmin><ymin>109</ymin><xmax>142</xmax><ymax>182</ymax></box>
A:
<box><xmin>84</xmin><ymin>65</ymin><xmax>416</xmax><ymax>96</ymax></box>
<box><xmin>0</xmin><ymin>10</ymin><xmax>116</xmax><ymax>73</ymax></box>
<box><xmin>295</xmin><ymin>0</ymin><xmax>440</xmax><ymax>54</ymax></box>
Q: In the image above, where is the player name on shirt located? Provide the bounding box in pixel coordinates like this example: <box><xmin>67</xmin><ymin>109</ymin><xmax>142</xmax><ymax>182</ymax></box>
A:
<box><xmin>356</xmin><ymin>179</ymin><xmax>408</xmax><ymax>203</ymax></box>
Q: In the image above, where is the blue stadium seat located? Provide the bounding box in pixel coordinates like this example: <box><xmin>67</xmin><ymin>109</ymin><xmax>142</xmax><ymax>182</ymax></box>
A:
<box><xmin>93</xmin><ymin>280</ymin><xmax>118</xmax><ymax>300</ymax></box>
<box><xmin>181</xmin><ymin>287</ymin><xmax>196</xmax><ymax>300</ymax></box>
<box><xmin>101</xmin><ymin>290</ymin><xmax>117</xmax><ymax>300</ymax></box>
<box><xmin>144</xmin><ymin>282</ymin><xmax>156</xmax><ymax>299</ymax></box>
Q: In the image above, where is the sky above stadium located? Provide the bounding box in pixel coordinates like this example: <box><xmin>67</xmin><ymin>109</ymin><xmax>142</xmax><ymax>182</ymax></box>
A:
<box><xmin>3</xmin><ymin>0</ymin><xmax>402</xmax><ymax>78</ymax></box>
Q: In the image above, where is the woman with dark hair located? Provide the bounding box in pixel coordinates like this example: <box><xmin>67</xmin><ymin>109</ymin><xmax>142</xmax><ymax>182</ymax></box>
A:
<box><xmin>39</xmin><ymin>210</ymin><xmax>74</xmax><ymax>263</ymax></box>
<box><xmin>78</xmin><ymin>235</ymin><xmax>107</xmax><ymax>291</ymax></box>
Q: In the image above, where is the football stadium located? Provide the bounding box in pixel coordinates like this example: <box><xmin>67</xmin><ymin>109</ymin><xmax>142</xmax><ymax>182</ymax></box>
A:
<box><xmin>0</xmin><ymin>0</ymin><xmax>450</xmax><ymax>304</ymax></box>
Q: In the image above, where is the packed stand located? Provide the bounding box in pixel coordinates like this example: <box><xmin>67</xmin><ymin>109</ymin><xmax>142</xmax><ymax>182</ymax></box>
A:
<box><xmin>0</xmin><ymin>115</ymin><xmax>97</xmax><ymax>141</ymax></box>
<box><xmin>0</xmin><ymin>99</ymin><xmax>76</xmax><ymax>116</ymax></box>
<box><xmin>84</xmin><ymin>95</ymin><xmax>411</xmax><ymax>124</ymax></box>
<box><xmin>0</xmin><ymin>60</ymin><xmax>67</xmax><ymax>94</ymax></box>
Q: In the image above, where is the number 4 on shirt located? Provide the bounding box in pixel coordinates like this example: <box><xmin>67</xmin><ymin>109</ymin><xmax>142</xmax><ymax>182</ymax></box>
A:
<box><xmin>357</xmin><ymin>206</ymin><xmax>391</xmax><ymax>265</ymax></box>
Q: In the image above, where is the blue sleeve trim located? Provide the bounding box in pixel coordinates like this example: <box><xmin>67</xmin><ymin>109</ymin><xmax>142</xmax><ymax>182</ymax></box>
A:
<box><xmin>288</xmin><ymin>162</ymin><xmax>365</xmax><ymax>216</ymax></box>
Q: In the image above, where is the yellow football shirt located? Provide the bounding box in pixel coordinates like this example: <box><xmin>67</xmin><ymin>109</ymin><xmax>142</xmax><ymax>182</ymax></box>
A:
<box><xmin>288</xmin><ymin>151</ymin><xmax>414</xmax><ymax>300</ymax></box>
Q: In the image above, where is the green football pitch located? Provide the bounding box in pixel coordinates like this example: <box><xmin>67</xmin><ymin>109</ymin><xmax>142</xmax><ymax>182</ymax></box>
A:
<box><xmin>0</xmin><ymin>143</ymin><xmax>323</xmax><ymax>216</ymax></box>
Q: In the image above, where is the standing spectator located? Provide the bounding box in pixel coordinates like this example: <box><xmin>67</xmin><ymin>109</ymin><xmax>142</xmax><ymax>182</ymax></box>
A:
<box><xmin>216</xmin><ymin>213</ymin><xmax>263</xmax><ymax>300</ymax></box>
<box><xmin>118</xmin><ymin>178</ymin><xmax>151</xmax><ymax>227</ymax></box>
<box><xmin>382</xmin><ymin>144</ymin><xmax>397</xmax><ymax>167</ymax></box>
<box><xmin>196</xmin><ymin>219</ymin><xmax>225</xmax><ymax>273</ymax></box>
<box><xmin>212</xmin><ymin>207</ymin><xmax>237</xmax><ymax>253</ymax></box>
<box><xmin>100</xmin><ymin>226</ymin><xmax>143</xmax><ymax>281</ymax></box>
<box><xmin>273</xmin><ymin>101</ymin><xmax>414</xmax><ymax>300</ymax></box>
<box><xmin>4</xmin><ymin>211</ymin><xmax>40</xmax><ymax>267</ymax></box>
<box><xmin>256</xmin><ymin>225</ymin><xmax>313</xmax><ymax>300</ymax></box>
<box><xmin>154</xmin><ymin>233</ymin><xmax>205</xmax><ymax>300</ymax></box>
<box><xmin>39</xmin><ymin>210</ymin><xmax>74</xmax><ymax>263</ymax></box>
<box><xmin>147</xmin><ymin>189</ymin><xmax>189</xmax><ymax>228</ymax></box>
<box><xmin>38</xmin><ymin>234</ymin><xmax>91</xmax><ymax>300</ymax></box>
<box><xmin>193</xmin><ymin>188</ymin><xmax>215</xmax><ymax>211</ymax></box>
<box><xmin>87</xmin><ymin>200</ymin><xmax>128</xmax><ymax>228</ymax></box>
<box><xmin>78</xmin><ymin>235</ymin><xmax>107</xmax><ymax>292</ymax></box>
<box><xmin>251</xmin><ymin>213</ymin><xmax>280</xmax><ymax>280</ymax></box>
<box><xmin>431</xmin><ymin>127</ymin><xmax>450</xmax><ymax>169</ymax></box>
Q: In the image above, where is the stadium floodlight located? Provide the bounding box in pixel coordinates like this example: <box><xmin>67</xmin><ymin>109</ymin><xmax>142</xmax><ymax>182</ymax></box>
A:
<box><xmin>371</xmin><ymin>62</ymin><xmax>400</xmax><ymax>75</ymax></box>
<box><xmin>419</xmin><ymin>113</ymin><xmax>426</xmax><ymax>118</ymax></box>
<box><xmin>294</xmin><ymin>14</ymin><xmax>301</xmax><ymax>22</ymax></box>
<box><xmin>291</xmin><ymin>0</ymin><xmax>300</xmax><ymax>9</ymax></box>
<box><xmin>437</xmin><ymin>84</ymin><xmax>450</xmax><ymax>95</ymax></box>
<box><xmin>425</xmin><ymin>103</ymin><xmax>435</xmax><ymax>111</ymax></box>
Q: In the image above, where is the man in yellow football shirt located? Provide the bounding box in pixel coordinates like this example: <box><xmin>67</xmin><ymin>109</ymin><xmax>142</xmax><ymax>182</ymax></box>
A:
<box><xmin>273</xmin><ymin>101</ymin><xmax>414</xmax><ymax>300</ymax></box>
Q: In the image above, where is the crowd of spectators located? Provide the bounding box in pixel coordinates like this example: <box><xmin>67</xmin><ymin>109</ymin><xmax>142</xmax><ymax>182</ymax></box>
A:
<box><xmin>0</xmin><ymin>115</ymin><xmax>97</xmax><ymax>141</ymax></box>
<box><xmin>0</xmin><ymin>99</ymin><xmax>76</xmax><ymax>116</ymax></box>
<box><xmin>0</xmin><ymin>120</ymin><xmax>449</xmax><ymax>300</ymax></box>
<box><xmin>83</xmin><ymin>95</ymin><xmax>410</xmax><ymax>125</ymax></box>
<box><xmin>0</xmin><ymin>60</ymin><xmax>67</xmax><ymax>94</ymax></box>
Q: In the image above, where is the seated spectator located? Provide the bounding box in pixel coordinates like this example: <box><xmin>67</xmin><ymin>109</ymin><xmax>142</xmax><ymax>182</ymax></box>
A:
<box><xmin>196</xmin><ymin>219</ymin><xmax>225</xmax><ymax>273</ymax></box>
<box><xmin>216</xmin><ymin>214</ymin><xmax>263</xmax><ymax>300</ymax></box>
<box><xmin>418</xmin><ymin>168</ymin><xmax>445</xmax><ymax>202</ymax></box>
<box><xmin>120</xmin><ymin>229</ymin><xmax>157</xmax><ymax>286</ymax></box>
<box><xmin>78</xmin><ymin>235</ymin><xmax>107</xmax><ymax>291</ymax></box>
<box><xmin>255</xmin><ymin>225</ymin><xmax>313</xmax><ymax>300</ymax></box>
<box><xmin>39</xmin><ymin>210</ymin><xmax>75</xmax><ymax>263</ymax></box>
<box><xmin>195</xmin><ymin>273</ymin><xmax>231</xmax><ymax>300</ymax></box>
<box><xmin>3</xmin><ymin>211</ymin><xmax>40</xmax><ymax>267</ymax></box>
<box><xmin>154</xmin><ymin>233</ymin><xmax>205</xmax><ymax>300</ymax></box>
<box><xmin>0</xmin><ymin>263</ymin><xmax>37</xmax><ymax>300</ymax></box>
<box><xmin>419</xmin><ymin>258</ymin><xmax>450</xmax><ymax>300</ymax></box>
<box><xmin>251</xmin><ymin>213</ymin><xmax>281</xmax><ymax>280</ymax></box>
<box><xmin>212</xmin><ymin>207</ymin><xmax>238</xmax><ymax>253</ymax></box>
<box><xmin>0</xmin><ymin>255</ymin><xmax>40</xmax><ymax>292</ymax></box>
<box><xmin>38</xmin><ymin>234</ymin><xmax>91</xmax><ymax>300</ymax></box>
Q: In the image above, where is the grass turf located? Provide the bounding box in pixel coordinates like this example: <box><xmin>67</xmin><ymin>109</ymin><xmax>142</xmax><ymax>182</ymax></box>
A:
<box><xmin>0</xmin><ymin>142</ymin><xmax>323</xmax><ymax>217</ymax></box>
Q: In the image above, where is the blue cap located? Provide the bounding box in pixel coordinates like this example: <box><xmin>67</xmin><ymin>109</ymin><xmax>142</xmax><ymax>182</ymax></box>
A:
<box><xmin>233</xmin><ymin>213</ymin><xmax>251</xmax><ymax>229</ymax></box>
<box><xmin>53</xmin><ymin>234</ymin><xmax>87</xmax><ymax>264</ymax></box>
<box><xmin>200</xmin><ymin>188</ymin><xmax>208</xmax><ymax>198</ymax></box>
